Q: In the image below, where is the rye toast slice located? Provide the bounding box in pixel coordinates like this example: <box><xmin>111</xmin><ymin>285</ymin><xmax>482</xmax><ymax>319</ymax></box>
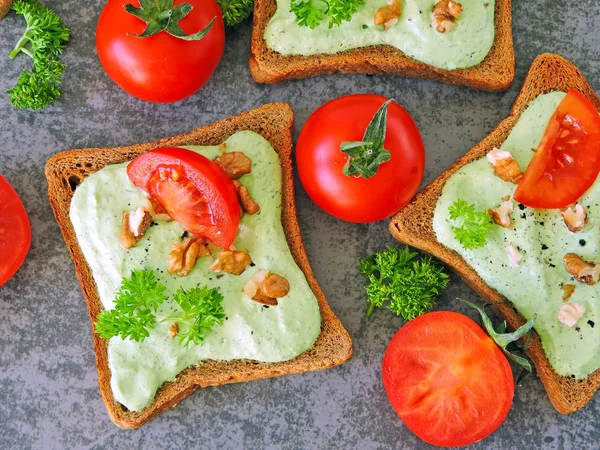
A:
<box><xmin>249</xmin><ymin>0</ymin><xmax>514</xmax><ymax>91</ymax></box>
<box><xmin>389</xmin><ymin>54</ymin><xmax>600</xmax><ymax>414</ymax></box>
<box><xmin>45</xmin><ymin>103</ymin><xmax>353</xmax><ymax>428</ymax></box>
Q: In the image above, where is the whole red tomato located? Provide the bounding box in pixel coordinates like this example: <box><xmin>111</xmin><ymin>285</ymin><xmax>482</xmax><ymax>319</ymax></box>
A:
<box><xmin>96</xmin><ymin>0</ymin><xmax>225</xmax><ymax>103</ymax></box>
<box><xmin>297</xmin><ymin>94</ymin><xmax>425</xmax><ymax>223</ymax></box>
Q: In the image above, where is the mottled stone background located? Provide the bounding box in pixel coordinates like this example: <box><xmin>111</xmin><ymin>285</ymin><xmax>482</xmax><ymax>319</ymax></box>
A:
<box><xmin>1</xmin><ymin>1</ymin><xmax>599</xmax><ymax>449</ymax></box>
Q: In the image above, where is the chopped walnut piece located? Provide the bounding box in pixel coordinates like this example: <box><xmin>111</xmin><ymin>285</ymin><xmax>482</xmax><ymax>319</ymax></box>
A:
<box><xmin>558</xmin><ymin>303</ymin><xmax>586</xmax><ymax>328</ymax></box>
<box><xmin>210</xmin><ymin>250</ymin><xmax>252</xmax><ymax>275</ymax></box>
<box><xmin>486</xmin><ymin>148</ymin><xmax>523</xmax><ymax>183</ymax></box>
<box><xmin>561</xmin><ymin>284</ymin><xmax>576</xmax><ymax>302</ymax></box>
<box><xmin>564</xmin><ymin>253</ymin><xmax>600</xmax><ymax>285</ymax></box>
<box><xmin>505</xmin><ymin>244</ymin><xmax>522</xmax><ymax>268</ymax></box>
<box><xmin>215</xmin><ymin>152</ymin><xmax>252</xmax><ymax>179</ymax></box>
<box><xmin>235</xmin><ymin>182</ymin><xmax>260</xmax><ymax>215</ymax></box>
<box><xmin>120</xmin><ymin>207</ymin><xmax>152</xmax><ymax>249</ymax></box>
<box><xmin>169</xmin><ymin>322</ymin><xmax>179</xmax><ymax>338</ymax></box>
<box><xmin>375</xmin><ymin>0</ymin><xmax>402</xmax><ymax>31</ymax></box>
<box><xmin>262</xmin><ymin>273</ymin><xmax>290</xmax><ymax>298</ymax></box>
<box><xmin>433</xmin><ymin>0</ymin><xmax>462</xmax><ymax>33</ymax></box>
<box><xmin>242</xmin><ymin>270</ymin><xmax>290</xmax><ymax>306</ymax></box>
<box><xmin>561</xmin><ymin>203</ymin><xmax>588</xmax><ymax>232</ymax></box>
<box><xmin>488</xmin><ymin>199</ymin><xmax>514</xmax><ymax>229</ymax></box>
<box><xmin>168</xmin><ymin>237</ymin><xmax>209</xmax><ymax>277</ymax></box>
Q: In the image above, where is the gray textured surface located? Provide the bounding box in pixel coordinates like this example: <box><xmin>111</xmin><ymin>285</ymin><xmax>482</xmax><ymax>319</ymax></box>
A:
<box><xmin>0</xmin><ymin>1</ymin><xmax>599</xmax><ymax>449</ymax></box>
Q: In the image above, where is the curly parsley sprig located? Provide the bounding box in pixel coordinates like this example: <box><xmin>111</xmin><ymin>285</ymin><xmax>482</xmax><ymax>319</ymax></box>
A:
<box><xmin>163</xmin><ymin>286</ymin><xmax>225</xmax><ymax>347</ymax></box>
<box><xmin>7</xmin><ymin>0</ymin><xmax>70</xmax><ymax>110</ymax></box>
<box><xmin>95</xmin><ymin>270</ymin><xmax>168</xmax><ymax>342</ymax></box>
<box><xmin>360</xmin><ymin>246</ymin><xmax>449</xmax><ymax>321</ymax></box>
<box><xmin>95</xmin><ymin>270</ymin><xmax>225</xmax><ymax>346</ymax></box>
<box><xmin>448</xmin><ymin>199</ymin><xmax>492</xmax><ymax>250</ymax></box>
<box><xmin>216</xmin><ymin>0</ymin><xmax>254</xmax><ymax>27</ymax></box>
<box><xmin>290</xmin><ymin>0</ymin><xmax>365</xmax><ymax>29</ymax></box>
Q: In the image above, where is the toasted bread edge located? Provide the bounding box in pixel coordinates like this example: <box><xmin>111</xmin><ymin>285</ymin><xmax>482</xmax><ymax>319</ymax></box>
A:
<box><xmin>45</xmin><ymin>103</ymin><xmax>353</xmax><ymax>428</ymax></box>
<box><xmin>388</xmin><ymin>53</ymin><xmax>600</xmax><ymax>414</ymax></box>
<box><xmin>249</xmin><ymin>0</ymin><xmax>514</xmax><ymax>91</ymax></box>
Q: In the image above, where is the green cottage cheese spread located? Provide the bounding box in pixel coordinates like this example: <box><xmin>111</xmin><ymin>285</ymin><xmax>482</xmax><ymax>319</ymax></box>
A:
<box><xmin>69</xmin><ymin>131</ymin><xmax>322</xmax><ymax>412</ymax></box>
<box><xmin>264</xmin><ymin>0</ymin><xmax>495</xmax><ymax>70</ymax></box>
<box><xmin>433</xmin><ymin>92</ymin><xmax>600</xmax><ymax>379</ymax></box>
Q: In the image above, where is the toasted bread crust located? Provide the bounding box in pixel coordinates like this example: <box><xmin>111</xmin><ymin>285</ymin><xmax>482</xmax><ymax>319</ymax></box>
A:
<box><xmin>389</xmin><ymin>54</ymin><xmax>600</xmax><ymax>414</ymax></box>
<box><xmin>0</xmin><ymin>0</ymin><xmax>12</xmax><ymax>20</ymax></box>
<box><xmin>250</xmin><ymin>0</ymin><xmax>514</xmax><ymax>90</ymax></box>
<box><xmin>45</xmin><ymin>103</ymin><xmax>353</xmax><ymax>428</ymax></box>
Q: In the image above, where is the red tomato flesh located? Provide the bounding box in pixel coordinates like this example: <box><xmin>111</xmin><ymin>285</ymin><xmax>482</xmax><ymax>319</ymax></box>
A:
<box><xmin>297</xmin><ymin>94</ymin><xmax>425</xmax><ymax>223</ymax></box>
<box><xmin>96</xmin><ymin>0</ymin><xmax>225</xmax><ymax>103</ymax></box>
<box><xmin>0</xmin><ymin>175</ymin><xmax>31</xmax><ymax>287</ymax></box>
<box><xmin>382</xmin><ymin>312</ymin><xmax>514</xmax><ymax>447</ymax></box>
<box><xmin>514</xmin><ymin>89</ymin><xmax>600</xmax><ymax>209</ymax></box>
<box><xmin>127</xmin><ymin>148</ymin><xmax>240</xmax><ymax>248</ymax></box>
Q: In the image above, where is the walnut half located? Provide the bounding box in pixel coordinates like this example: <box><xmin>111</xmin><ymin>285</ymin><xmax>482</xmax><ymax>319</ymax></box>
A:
<box><xmin>168</xmin><ymin>237</ymin><xmax>209</xmax><ymax>277</ymax></box>
<box><xmin>243</xmin><ymin>271</ymin><xmax>290</xmax><ymax>306</ymax></box>
<box><xmin>210</xmin><ymin>250</ymin><xmax>252</xmax><ymax>275</ymax></box>
<box><xmin>433</xmin><ymin>0</ymin><xmax>462</xmax><ymax>33</ymax></box>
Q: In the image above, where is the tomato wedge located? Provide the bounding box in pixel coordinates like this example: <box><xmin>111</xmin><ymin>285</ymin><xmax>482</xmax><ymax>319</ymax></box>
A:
<box><xmin>382</xmin><ymin>312</ymin><xmax>514</xmax><ymax>447</ymax></box>
<box><xmin>127</xmin><ymin>148</ymin><xmax>241</xmax><ymax>249</ymax></box>
<box><xmin>514</xmin><ymin>89</ymin><xmax>600</xmax><ymax>208</ymax></box>
<box><xmin>0</xmin><ymin>175</ymin><xmax>31</xmax><ymax>287</ymax></box>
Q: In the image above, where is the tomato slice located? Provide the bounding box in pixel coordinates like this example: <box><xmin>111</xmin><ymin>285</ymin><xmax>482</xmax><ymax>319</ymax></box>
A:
<box><xmin>514</xmin><ymin>89</ymin><xmax>600</xmax><ymax>209</ymax></box>
<box><xmin>127</xmin><ymin>148</ymin><xmax>241</xmax><ymax>249</ymax></box>
<box><xmin>0</xmin><ymin>175</ymin><xmax>31</xmax><ymax>287</ymax></box>
<box><xmin>382</xmin><ymin>312</ymin><xmax>514</xmax><ymax>447</ymax></box>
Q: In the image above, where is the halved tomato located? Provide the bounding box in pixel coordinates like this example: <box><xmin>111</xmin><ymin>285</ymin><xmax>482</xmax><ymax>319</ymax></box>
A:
<box><xmin>514</xmin><ymin>89</ymin><xmax>600</xmax><ymax>209</ymax></box>
<box><xmin>0</xmin><ymin>175</ymin><xmax>31</xmax><ymax>287</ymax></box>
<box><xmin>127</xmin><ymin>148</ymin><xmax>241</xmax><ymax>248</ymax></box>
<box><xmin>382</xmin><ymin>312</ymin><xmax>514</xmax><ymax>447</ymax></box>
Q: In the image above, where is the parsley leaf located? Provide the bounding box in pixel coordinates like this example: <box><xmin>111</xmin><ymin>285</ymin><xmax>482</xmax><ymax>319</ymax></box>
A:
<box><xmin>448</xmin><ymin>199</ymin><xmax>492</xmax><ymax>249</ymax></box>
<box><xmin>166</xmin><ymin>287</ymin><xmax>225</xmax><ymax>347</ymax></box>
<box><xmin>290</xmin><ymin>0</ymin><xmax>365</xmax><ymax>29</ymax></box>
<box><xmin>95</xmin><ymin>269</ymin><xmax>167</xmax><ymax>342</ymax></box>
<box><xmin>216</xmin><ymin>0</ymin><xmax>254</xmax><ymax>27</ymax></box>
<box><xmin>7</xmin><ymin>0</ymin><xmax>70</xmax><ymax>110</ymax></box>
<box><xmin>360</xmin><ymin>246</ymin><xmax>449</xmax><ymax>321</ymax></box>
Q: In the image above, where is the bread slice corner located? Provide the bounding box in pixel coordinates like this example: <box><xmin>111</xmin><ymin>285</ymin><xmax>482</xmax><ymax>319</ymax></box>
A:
<box><xmin>0</xmin><ymin>0</ymin><xmax>13</xmax><ymax>20</ymax></box>
<box><xmin>389</xmin><ymin>53</ymin><xmax>600</xmax><ymax>414</ymax></box>
<box><xmin>249</xmin><ymin>0</ymin><xmax>514</xmax><ymax>91</ymax></box>
<box><xmin>45</xmin><ymin>102</ymin><xmax>353</xmax><ymax>428</ymax></box>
